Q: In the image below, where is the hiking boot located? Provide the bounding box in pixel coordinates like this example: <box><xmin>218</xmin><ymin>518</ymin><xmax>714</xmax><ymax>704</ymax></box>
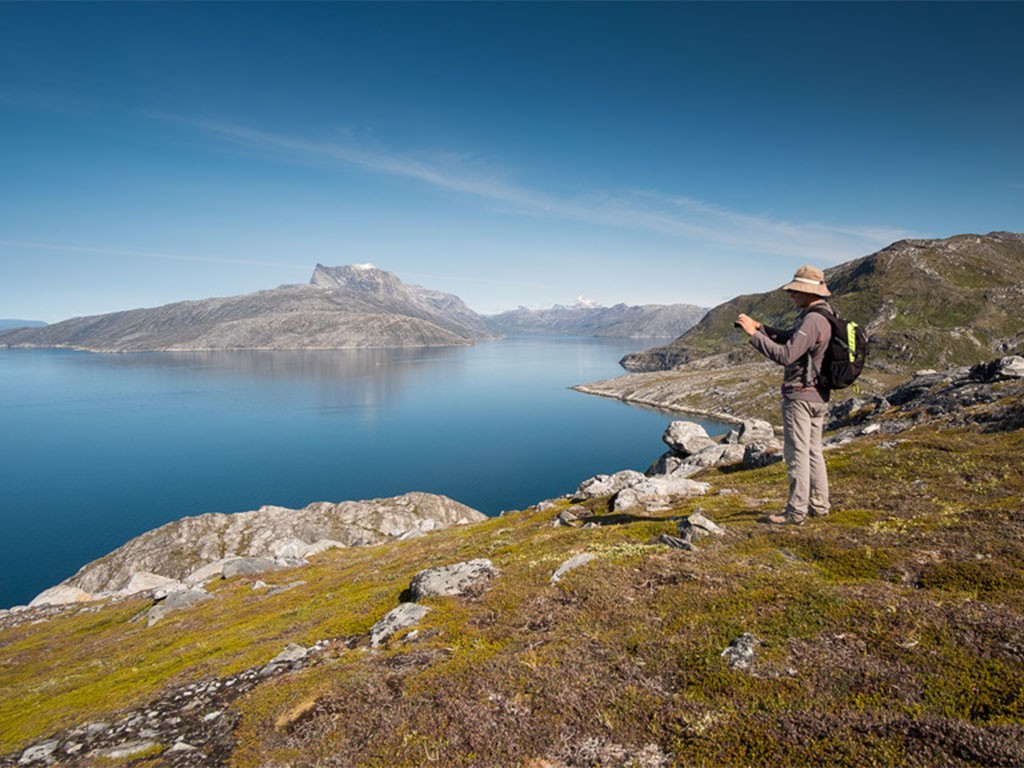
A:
<box><xmin>809</xmin><ymin>508</ymin><xmax>830</xmax><ymax>518</ymax></box>
<box><xmin>763</xmin><ymin>512</ymin><xmax>805</xmax><ymax>525</ymax></box>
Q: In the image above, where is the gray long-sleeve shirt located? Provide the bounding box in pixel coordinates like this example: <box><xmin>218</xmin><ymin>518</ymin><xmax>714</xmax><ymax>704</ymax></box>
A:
<box><xmin>749</xmin><ymin>302</ymin><xmax>832</xmax><ymax>403</ymax></box>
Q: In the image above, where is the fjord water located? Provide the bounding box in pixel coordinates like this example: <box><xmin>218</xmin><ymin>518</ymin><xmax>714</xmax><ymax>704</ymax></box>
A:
<box><xmin>0</xmin><ymin>339</ymin><xmax>725</xmax><ymax>608</ymax></box>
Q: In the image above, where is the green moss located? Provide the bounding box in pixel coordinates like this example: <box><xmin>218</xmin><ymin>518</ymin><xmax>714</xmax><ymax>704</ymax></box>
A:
<box><xmin>918</xmin><ymin>558</ymin><xmax>1024</xmax><ymax>595</ymax></box>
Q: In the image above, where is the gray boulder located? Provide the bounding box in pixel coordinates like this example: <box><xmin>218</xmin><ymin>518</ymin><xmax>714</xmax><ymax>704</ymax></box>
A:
<box><xmin>721</xmin><ymin>632</ymin><xmax>761</xmax><ymax>671</ymax></box>
<box><xmin>146</xmin><ymin>589</ymin><xmax>212</xmax><ymax>627</ymax></box>
<box><xmin>669</xmin><ymin>443</ymin><xmax>747</xmax><ymax>478</ymax></box>
<box><xmin>269</xmin><ymin>538</ymin><xmax>347</xmax><ymax>560</ymax></box>
<box><xmin>117</xmin><ymin>571</ymin><xmax>187</xmax><ymax>598</ymax></box>
<box><xmin>576</xmin><ymin>470</ymin><xmax>646</xmax><ymax>500</ymax></box>
<box><xmin>645</xmin><ymin>452</ymin><xmax>685</xmax><ymax>477</ymax></box>
<box><xmin>18</xmin><ymin>739</ymin><xmax>60</xmax><ymax>766</ymax></box>
<box><xmin>370</xmin><ymin>603</ymin><xmax>432</xmax><ymax>648</ymax></box>
<box><xmin>408</xmin><ymin>559</ymin><xmax>498</xmax><ymax>600</ymax></box>
<box><xmin>742</xmin><ymin>441</ymin><xmax>783</xmax><ymax>469</ymax></box>
<box><xmin>552</xmin><ymin>506</ymin><xmax>587</xmax><ymax>528</ymax></box>
<box><xmin>652</xmin><ymin>534</ymin><xmax>695</xmax><ymax>551</ymax></box>
<box><xmin>677</xmin><ymin>512</ymin><xmax>725</xmax><ymax>543</ymax></box>
<box><xmin>735</xmin><ymin>419</ymin><xmax>776</xmax><ymax>444</ymax></box>
<box><xmin>613</xmin><ymin>477</ymin><xmax>711</xmax><ymax>512</ymax></box>
<box><xmin>662</xmin><ymin>421</ymin><xmax>716</xmax><ymax>457</ymax></box>
<box><xmin>261</xmin><ymin>643</ymin><xmax>310</xmax><ymax>676</ymax></box>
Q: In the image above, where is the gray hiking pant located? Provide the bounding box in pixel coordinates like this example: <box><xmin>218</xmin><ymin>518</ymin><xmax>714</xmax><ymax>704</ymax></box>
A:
<box><xmin>782</xmin><ymin>398</ymin><xmax>830</xmax><ymax>520</ymax></box>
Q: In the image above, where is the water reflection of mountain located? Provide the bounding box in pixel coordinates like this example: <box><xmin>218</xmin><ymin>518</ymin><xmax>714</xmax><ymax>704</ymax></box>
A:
<box><xmin>124</xmin><ymin>348</ymin><xmax>469</xmax><ymax>413</ymax></box>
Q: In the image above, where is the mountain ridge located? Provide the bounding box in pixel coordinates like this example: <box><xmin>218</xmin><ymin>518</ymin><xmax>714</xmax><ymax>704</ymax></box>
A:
<box><xmin>620</xmin><ymin>231</ymin><xmax>1024</xmax><ymax>374</ymax></box>
<box><xmin>486</xmin><ymin>301</ymin><xmax>707</xmax><ymax>339</ymax></box>
<box><xmin>0</xmin><ymin>265</ymin><xmax>494</xmax><ymax>353</ymax></box>
<box><xmin>0</xmin><ymin>264</ymin><xmax>709</xmax><ymax>352</ymax></box>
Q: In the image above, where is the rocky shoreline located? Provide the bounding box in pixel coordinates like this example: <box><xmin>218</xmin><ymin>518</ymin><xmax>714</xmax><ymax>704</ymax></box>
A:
<box><xmin>573</xmin><ymin>357</ymin><xmax>791</xmax><ymax>425</ymax></box>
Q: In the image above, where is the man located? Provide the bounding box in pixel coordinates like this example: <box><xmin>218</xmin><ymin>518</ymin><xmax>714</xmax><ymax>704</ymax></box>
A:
<box><xmin>735</xmin><ymin>265</ymin><xmax>833</xmax><ymax>525</ymax></box>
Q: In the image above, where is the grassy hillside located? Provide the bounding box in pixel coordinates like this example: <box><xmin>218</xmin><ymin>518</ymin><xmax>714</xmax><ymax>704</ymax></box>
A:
<box><xmin>623</xmin><ymin>232</ymin><xmax>1024</xmax><ymax>374</ymax></box>
<box><xmin>3</xmin><ymin>403</ymin><xmax>1024</xmax><ymax>766</ymax></box>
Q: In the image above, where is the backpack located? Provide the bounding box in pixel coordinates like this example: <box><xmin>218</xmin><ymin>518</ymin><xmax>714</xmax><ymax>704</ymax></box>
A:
<box><xmin>806</xmin><ymin>305</ymin><xmax>868</xmax><ymax>390</ymax></box>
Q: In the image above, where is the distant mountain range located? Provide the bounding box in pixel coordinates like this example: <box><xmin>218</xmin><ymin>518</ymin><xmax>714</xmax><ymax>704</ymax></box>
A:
<box><xmin>0</xmin><ymin>319</ymin><xmax>46</xmax><ymax>330</ymax></box>
<box><xmin>485</xmin><ymin>302</ymin><xmax>706</xmax><ymax>339</ymax></box>
<box><xmin>621</xmin><ymin>231</ymin><xmax>1024</xmax><ymax>375</ymax></box>
<box><xmin>0</xmin><ymin>265</ymin><xmax>706</xmax><ymax>352</ymax></box>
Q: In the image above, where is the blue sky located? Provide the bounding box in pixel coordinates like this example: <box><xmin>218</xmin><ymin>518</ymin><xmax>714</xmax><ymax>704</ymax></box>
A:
<box><xmin>2</xmin><ymin>2</ymin><xmax>1022</xmax><ymax>323</ymax></box>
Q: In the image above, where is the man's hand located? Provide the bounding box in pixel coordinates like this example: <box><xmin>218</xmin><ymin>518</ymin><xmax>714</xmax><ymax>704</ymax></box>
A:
<box><xmin>735</xmin><ymin>313</ymin><xmax>761</xmax><ymax>336</ymax></box>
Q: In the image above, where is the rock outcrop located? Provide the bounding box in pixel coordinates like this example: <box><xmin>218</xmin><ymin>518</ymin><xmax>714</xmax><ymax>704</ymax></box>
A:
<box><xmin>826</xmin><ymin>354</ymin><xmax>1024</xmax><ymax>440</ymax></box>
<box><xmin>39</xmin><ymin>492</ymin><xmax>486</xmax><ymax>604</ymax></box>
<box><xmin>407</xmin><ymin>559</ymin><xmax>499</xmax><ymax>601</ymax></box>
<box><xmin>649</xmin><ymin>418</ymin><xmax>781</xmax><ymax>479</ymax></box>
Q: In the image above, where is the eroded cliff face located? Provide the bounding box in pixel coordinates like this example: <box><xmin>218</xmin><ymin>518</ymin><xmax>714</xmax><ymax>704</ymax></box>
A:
<box><xmin>46</xmin><ymin>492</ymin><xmax>486</xmax><ymax>599</ymax></box>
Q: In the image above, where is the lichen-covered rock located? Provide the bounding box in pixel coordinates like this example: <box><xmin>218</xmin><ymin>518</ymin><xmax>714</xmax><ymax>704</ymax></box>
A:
<box><xmin>221</xmin><ymin>557</ymin><xmax>285</xmax><ymax>580</ymax></box>
<box><xmin>146</xmin><ymin>589</ymin><xmax>212</xmax><ymax>627</ymax></box>
<box><xmin>734</xmin><ymin>419</ymin><xmax>776</xmax><ymax>444</ymax></box>
<box><xmin>721</xmin><ymin>633</ymin><xmax>760</xmax><ymax>671</ymax></box>
<box><xmin>668</xmin><ymin>443</ymin><xmax>747</xmax><ymax>478</ymax></box>
<box><xmin>575</xmin><ymin>470</ymin><xmax>646</xmax><ymax>500</ymax></box>
<box><xmin>18</xmin><ymin>739</ymin><xmax>59</xmax><ymax>765</ymax></box>
<box><xmin>370</xmin><ymin>603</ymin><xmax>431</xmax><ymax>648</ymax></box>
<box><xmin>678</xmin><ymin>512</ymin><xmax>725</xmax><ymax>542</ymax></box>
<box><xmin>742</xmin><ymin>441</ymin><xmax>783</xmax><ymax>469</ymax></box>
<box><xmin>646</xmin><ymin>451</ymin><xmax>684</xmax><ymax>477</ymax></box>
<box><xmin>613</xmin><ymin>477</ymin><xmax>711</xmax><ymax>512</ymax></box>
<box><xmin>261</xmin><ymin>643</ymin><xmax>310</xmax><ymax>677</ymax></box>
<box><xmin>408</xmin><ymin>559</ymin><xmax>498</xmax><ymax>600</ymax></box>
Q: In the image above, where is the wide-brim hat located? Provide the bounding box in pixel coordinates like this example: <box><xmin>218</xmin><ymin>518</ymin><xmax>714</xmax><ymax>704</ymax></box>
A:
<box><xmin>781</xmin><ymin>265</ymin><xmax>831</xmax><ymax>297</ymax></box>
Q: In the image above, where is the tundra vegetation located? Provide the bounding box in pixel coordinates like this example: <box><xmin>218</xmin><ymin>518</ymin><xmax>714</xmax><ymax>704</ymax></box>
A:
<box><xmin>2</xmin><ymin>388</ymin><xmax>1024</xmax><ymax>766</ymax></box>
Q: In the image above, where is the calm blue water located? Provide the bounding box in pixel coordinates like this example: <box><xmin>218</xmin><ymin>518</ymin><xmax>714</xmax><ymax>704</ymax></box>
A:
<box><xmin>0</xmin><ymin>339</ymin><xmax>725</xmax><ymax>608</ymax></box>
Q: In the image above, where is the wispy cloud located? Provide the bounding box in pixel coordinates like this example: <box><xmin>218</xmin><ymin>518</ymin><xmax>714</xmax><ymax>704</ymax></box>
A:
<box><xmin>165</xmin><ymin>116</ymin><xmax>910</xmax><ymax>264</ymax></box>
<box><xmin>0</xmin><ymin>240</ymin><xmax>297</xmax><ymax>269</ymax></box>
